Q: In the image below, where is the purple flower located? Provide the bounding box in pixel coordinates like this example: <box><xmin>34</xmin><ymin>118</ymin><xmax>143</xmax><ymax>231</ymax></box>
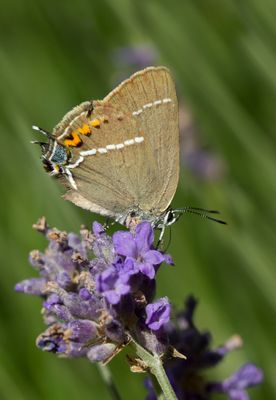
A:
<box><xmin>79</xmin><ymin>287</ymin><xmax>92</xmax><ymax>300</ymax></box>
<box><xmin>36</xmin><ymin>320</ymin><xmax>97</xmax><ymax>358</ymax></box>
<box><xmin>92</xmin><ymin>221</ymin><xmax>105</xmax><ymax>235</ymax></box>
<box><xmin>16</xmin><ymin>218</ymin><xmax>173</xmax><ymax>365</ymax></box>
<box><xmin>145</xmin><ymin>296</ymin><xmax>263</xmax><ymax>400</ymax></box>
<box><xmin>66</xmin><ymin>320</ymin><xmax>98</xmax><ymax>343</ymax></box>
<box><xmin>96</xmin><ymin>265</ymin><xmax>131</xmax><ymax>304</ymax></box>
<box><xmin>113</xmin><ymin>221</ymin><xmax>169</xmax><ymax>279</ymax></box>
<box><xmin>209</xmin><ymin>363</ymin><xmax>264</xmax><ymax>400</ymax></box>
<box><xmin>87</xmin><ymin>343</ymin><xmax>117</xmax><ymax>363</ymax></box>
<box><xmin>145</xmin><ymin>297</ymin><xmax>171</xmax><ymax>331</ymax></box>
<box><xmin>16</xmin><ymin>217</ymin><xmax>263</xmax><ymax>400</ymax></box>
<box><xmin>111</xmin><ymin>44</ymin><xmax>158</xmax><ymax>85</ymax></box>
<box><xmin>15</xmin><ymin>277</ymin><xmax>46</xmax><ymax>295</ymax></box>
<box><xmin>43</xmin><ymin>293</ymin><xmax>61</xmax><ymax>310</ymax></box>
<box><xmin>112</xmin><ymin>45</ymin><xmax>157</xmax><ymax>69</ymax></box>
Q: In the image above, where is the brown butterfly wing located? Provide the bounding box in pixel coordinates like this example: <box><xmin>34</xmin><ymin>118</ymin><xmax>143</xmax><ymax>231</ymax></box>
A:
<box><xmin>53</xmin><ymin>102</ymin><xmax>158</xmax><ymax>218</ymax></box>
<box><xmin>52</xmin><ymin>66</ymin><xmax>179</xmax><ymax>219</ymax></box>
<box><xmin>101</xmin><ymin>66</ymin><xmax>179</xmax><ymax>213</ymax></box>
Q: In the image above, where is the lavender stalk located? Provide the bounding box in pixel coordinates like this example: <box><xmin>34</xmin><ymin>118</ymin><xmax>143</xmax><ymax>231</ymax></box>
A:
<box><xmin>98</xmin><ymin>364</ymin><xmax>122</xmax><ymax>400</ymax></box>
<box><xmin>131</xmin><ymin>338</ymin><xmax>177</xmax><ymax>400</ymax></box>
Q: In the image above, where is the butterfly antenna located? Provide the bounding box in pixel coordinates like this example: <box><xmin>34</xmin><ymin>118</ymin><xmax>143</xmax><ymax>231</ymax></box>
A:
<box><xmin>32</xmin><ymin>125</ymin><xmax>53</xmax><ymax>138</ymax></box>
<box><xmin>30</xmin><ymin>140</ymin><xmax>47</xmax><ymax>145</ymax></box>
<box><xmin>184</xmin><ymin>206</ymin><xmax>221</xmax><ymax>214</ymax></box>
<box><xmin>174</xmin><ymin>208</ymin><xmax>227</xmax><ymax>225</ymax></box>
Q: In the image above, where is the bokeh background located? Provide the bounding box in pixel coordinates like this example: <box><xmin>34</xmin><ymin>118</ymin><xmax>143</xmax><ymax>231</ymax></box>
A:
<box><xmin>0</xmin><ymin>0</ymin><xmax>275</xmax><ymax>398</ymax></box>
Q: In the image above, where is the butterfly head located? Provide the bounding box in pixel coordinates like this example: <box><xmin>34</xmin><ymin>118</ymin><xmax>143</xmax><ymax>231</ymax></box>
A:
<box><xmin>31</xmin><ymin>125</ymin><xmax>71</xmax><ymax>175</ymax></box>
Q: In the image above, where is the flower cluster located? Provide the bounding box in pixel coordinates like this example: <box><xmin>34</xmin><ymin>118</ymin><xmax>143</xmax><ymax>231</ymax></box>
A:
<box><xmin>15</xmin><ymin>218</ymin><xmax>263</xmax><ymax>400</ymax></box>
<box><xmin>15</xmin><ymin>218</ymin><xmax>173</xmax><ymax>363</ymax></box>
<box><xmin>145</xmin><ymin>296</ymin><xmax>263</xmax><ymax>400</ymax></box>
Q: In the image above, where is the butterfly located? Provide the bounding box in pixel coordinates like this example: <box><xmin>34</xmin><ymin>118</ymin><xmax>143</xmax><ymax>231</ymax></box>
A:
<box><xmin>32</xmin><ymin>66</ymin><xmax>225</xmax><ymax>239</ymax></box>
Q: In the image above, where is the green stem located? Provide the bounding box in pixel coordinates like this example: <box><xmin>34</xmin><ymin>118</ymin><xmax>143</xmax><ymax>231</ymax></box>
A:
<box><xmin>97</xmin><ymin>363</ymin><xmax>122</xmax><ymax>400</ymax></box>
<box><xmin>131</xmin><ymin>339</ymin><xmax>178</xmax><ymax>400</ymax></box>
<box><xmin>150</xmin><ymin>373</ymin><xmax>165</xmax><ymax>400</ymax></box>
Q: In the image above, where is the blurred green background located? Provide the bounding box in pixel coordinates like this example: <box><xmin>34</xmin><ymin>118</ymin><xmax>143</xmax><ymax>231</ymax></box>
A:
<box><xmin>0</xmin><ymin>0</ymin><xmax>275</xmax><ymax>398</ymax></box>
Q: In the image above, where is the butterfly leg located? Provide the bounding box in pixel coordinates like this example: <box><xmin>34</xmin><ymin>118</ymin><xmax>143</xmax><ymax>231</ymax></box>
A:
<box><xmin>64</xmin><ymin>168</ymin><xmax>78</xmax><ymax>190</ymax></box>
<box><xmin>156</xmin><ymin>224</ymin><xmax>166</xmax><ymax>249</ymax></box>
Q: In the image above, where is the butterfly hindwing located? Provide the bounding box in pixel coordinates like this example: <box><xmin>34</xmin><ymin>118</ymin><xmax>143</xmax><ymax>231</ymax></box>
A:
<box><xmin>53</xmin><ymin>102</ymin><xmax>158</xmax><ymax>218</ymax></box>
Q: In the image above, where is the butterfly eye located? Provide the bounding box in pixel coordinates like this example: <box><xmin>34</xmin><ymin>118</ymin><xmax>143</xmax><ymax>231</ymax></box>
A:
<box><xmin>165</xmin><ymin>211</ymin><xmax>178</xmax><ymax>226</ymax></box>
<box><xmin>167</xmin><ymin>211</ymin><xmax>175</xmax><ymax>223</ymax></box>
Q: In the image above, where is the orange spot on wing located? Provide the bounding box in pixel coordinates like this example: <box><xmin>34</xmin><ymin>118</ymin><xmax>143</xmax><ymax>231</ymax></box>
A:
<box><xmin>90</xmin><ymin>118</ymin><xmax>101</xmax><ymax>128</ymax></box>
<box><xmin>64</xmin><ymin>131</ymin><xmax>82</xmax><ymax>147</ymax></box>
<box><xmin>78</xmin><ymin>124</ymin><xmax>91</xmax><ymax>135</ymax></box>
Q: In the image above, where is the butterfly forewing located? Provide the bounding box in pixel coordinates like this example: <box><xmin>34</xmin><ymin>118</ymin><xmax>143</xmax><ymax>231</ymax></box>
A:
<box><xmin>52</xmin><ymin>66</ymin><xmax>179</xmax><ymax>220</ymax></box>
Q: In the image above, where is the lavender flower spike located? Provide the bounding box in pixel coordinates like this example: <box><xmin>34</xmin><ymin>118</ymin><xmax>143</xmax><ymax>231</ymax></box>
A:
<box><xmin>16</xmin><ymin>218</ymin><xmax>174</xmax><ymax>366</ymax></box>
<box><xmin>209</xmin><ymin>363</ymin><xmax>264</xmax><ymax>400</ymax></box>
<box><xmin>145</xmin><ymin>296</ymin><xmax>264</xmax><ymax>400</ymax></box>
<box><xmin>15</xmin><ymin>218</ymin><xmax>263</xmax><ymax>400</ymax></box>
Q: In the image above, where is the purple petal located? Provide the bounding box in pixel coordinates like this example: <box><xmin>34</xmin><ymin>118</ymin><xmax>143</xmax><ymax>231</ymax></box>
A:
<box><xmin>65</xmin><ymin>342</ymin><xmax>88</xmax><ymax>358</ymax></box>
<box><xmin>113</xmin><ymin>45</ymin><xmax>157</xmax><ymax>68</ymax></box>
<box><xmin>121</xmin><ymin>258</ymin><xmax>140</xmax><ymax>277</ymax></box>
<box><xmin>29</xmin><ymin>250</ymin><xmax>46</xmax><ymax>270</ymax></box>
<box><xmin>104</xmin><ymin>278</ymin><xmax>130</xmax><ymax>304</ymax></box>
<box><xmin>67</xmin><ymin>233</ymin><xmax>82</xmax><ymax>249</ymax></box>
<box><xmin>144</xmin><ymin>377</ymin><xmax>158</xmax><ymax>400</ymax></box>
<box><xmin>96</xmin><ymin>267</ymin><xmax>118</xmax><ymax>293</ymax></box>
<box><xmin>116</xmin><ymin>282</ymin><xmax>130</xmax><ymax>296</ymax></box>
<box><xmin>163</xmin><ymin>253</ymin><xmax>174</xmax><ymax>266</ymax></box>
<box><xmin>56</xmin><ymin>271</ymin><xmax>72</xmax><ymax>289</ymax></box>
<box><xmin>36</xmin><ymin>324</ymin><xmax>66</xmax><ymax>354</ymax></box>
<box><xmin>15</xmin><ymin>278</ymin><xmax>46</xmax><ymax>295</ymax></box>
<box><xmin>67</xmin><ymin>320</ymin><xmax>97</xmax><ymax>342</ymax></box>
<box><xmin>50</xmin><ymin>304</ymin><xmax>73</xmax><ymax>322</ymax></box>
<box><xmin>79</xmin><ymin>288</ymin><xmax>92</xmax><ymax>300</ymax></box>
<box><xmin>143</xmin><ymin>250</ymin><xmax>165</xmax><ymax>265</ymax></box>
<box><xmin>223</xmin><ymin>363</ymin><xmax>264</xmax><ymax>391</ymax></box>
<box><xmin>92</xmin><ymin>221</ymin><xmax>105</xmax><ymax>235</ymax></box>
<box><xmin>92</xmin><ymin>233</ymin><xmax>114</xmax><ymax>262</ymax></box>
<box><xmin>43</xmin><ymin>293</ymin><xmax>61</xmax><ymax>310</ymax></box>
<box><xmin>61</xmin><ymin>292</ymin><xmax>81</xmax><ymax>314</ymax></box>
<box><xmin>113</xmin><ymin>231</ymin><xmax>137</xmax><ymax>257</ymax></box>
<box><xmin>138</xmin><ymin>262</ymin><xmax>156</xmax><ymax>279</ymax></box>
<box><xmin>227</xmin><ymin>390</ymin><xmax>249</xmax><ymax>400</ymax></box>
<box><xmin>135</xmin><ymin>222</ymin><xmax>154</xmax><ymax>254</ymax></box>
<box><xmin>87</xmin><ymin>343</ymin><xmax>116</xmax><ymax>363</ymax></box>
<box><xmin>145</xmin><ymin>297</ymin><xmax>171</xmax><ymax>331</ymax></box>
<box><xmin>104</xmin><ymin>290</ymin><xmax>121</xmax><ymax>305</ymax></box>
